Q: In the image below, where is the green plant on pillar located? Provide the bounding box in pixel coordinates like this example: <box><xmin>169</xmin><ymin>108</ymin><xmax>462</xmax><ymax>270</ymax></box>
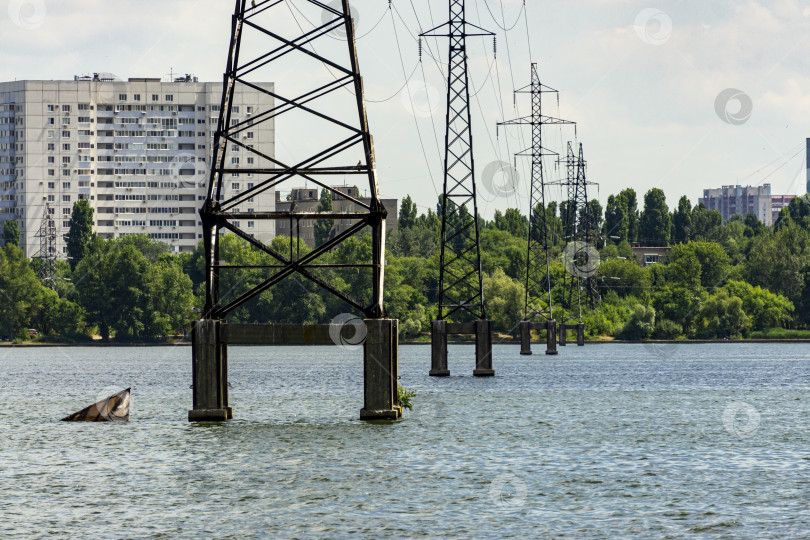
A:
<box><xmin>397</xmin><ymin>385</ymin><xmax>417</xmax><ymax>411</ymax></box>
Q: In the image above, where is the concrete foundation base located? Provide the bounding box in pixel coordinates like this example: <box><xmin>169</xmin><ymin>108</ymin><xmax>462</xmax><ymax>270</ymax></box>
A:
<box><xmin>188</xmin><ymin>319</ymin><xmax>401</xmax><ymax>422</ymax></box>
<box><xmin>519</xmin><ymin>320</ymin><xmax>558</xmax><ymax>355</ymax></box>
<box><xmin>430</xmin><ymin>319</ymin><xmax>494</xmax><ymax>376</ymax></box>
<box><xmin>559</xmin><ymin>323</ymin><xmax>586</xmax><ymax>347</ymax></box>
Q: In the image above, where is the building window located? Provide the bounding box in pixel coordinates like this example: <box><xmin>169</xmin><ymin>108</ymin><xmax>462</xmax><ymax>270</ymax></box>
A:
<box><xmin>47</xmin><ymin>130</ymin><xmax>54</xmax><ymax>139</ymax></box>
<box><xmin>48</xmin><ymin>195</ymin><xmax>55</xmax><ymax>202</ymax></box>
<box><xmin>165</xmin><ymin>95</ymin><xmax>174</xmax><ymax>102</ymax></box>
<box><xmin>48</xmin><ymin>118</ymin><xmax>54</xmax><ymax>125</ymax></box>
<box><xmin>62</xmin><ymin>195</ymin><xmax>71</xmax><ymax>202</ymax></box>
<box><xmin>644</xmin><ymin>254</ymin><xmax>660</xmax><ymax>265</ymax></box>
<box><xmin>119</xmin><ymin>94</ymin><xmax>127</xmax><ymax>101</ymax></box>
<box><xmin>62</xmin><ymin>105</ymin><xmax>71</xmax><ymax>112</ymax></box>
<box><xmin>232</xmin><ymin>183</ymin><xmax>240</xmax><ymax>190</ymax></box>
<box><xmin>247</xmin><ymin>132</ymin><xmax>253</xmax><ymax>139</ymax></box>
<box><xmin>48</xmin><ymin>182</ymin><xmax>55</xmax><ymax>188</ymax></box>
<box><xmin>62</xmin><ymin>157</ymin><xmax>71</xmax><ymax>164</ymax></box>
<box><xmin>48</xmin><ymin>170</ymin><xmax>55</xmax><ymax>176</ymax></box>
<box><xmin>246</xmin><ymin>106</ymin><xmax>253</xmax><ymax>114</ymax></box>
<box><xmin>48</xmin><ymin>156</ymin><xmax>55</xmax><ymax>164</ymax></box>
<box><xmin>152</xmin><ymin>94</ymin><xmax>159</xmax><ymax>102</ymax></box>
<box><xmin>62</xmin><ymin>208</ymin><xmax>71</xmax><ymax>215</ymax></box>
<box><xmin>47</xmin><ymin>105</ymin><xmax>55</xmax><ymax>112</ymax></box>
<box><xmin>133</xmin><ymin>94</ymin><xmax>141</xmax><ymax>102</ymax></box>
<box><xmin>247</xmin><ymin>221</ymin><xmax>254</xmax><ymax>228</ymax></box>
<box><xmin>62</xmin><ymin>170</ymin><xmax>70</xmax><ymax>176</ymax></box>
<box><xmin>62</xmin><ymin>182</ymin><xmax>71</xmax><ymax>189</ymax></box>
<box><xmin>48</xmin><ymin>143</ymin><xmax>55</xmax><ymax>151</ymax></box>
<box><xmin>61</xmin><ymin>131</ymin><xmax>70</xmax><ymax>138</ymax></box>
<box><xmin>62</xmin><ymin>144</ymin><xmax>70</xmax><ymax>151</ymax></box>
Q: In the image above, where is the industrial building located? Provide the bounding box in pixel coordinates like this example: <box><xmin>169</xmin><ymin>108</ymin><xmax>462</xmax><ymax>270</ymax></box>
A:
<box><xmin>0</xmin><ymin>74</ymin><xmax>275</xmax><ymax>257</ymax></box>
<box><xmin>275</xmin><ymin>186</ymin><xmax>397</xmax><ymax>247</ymax></box>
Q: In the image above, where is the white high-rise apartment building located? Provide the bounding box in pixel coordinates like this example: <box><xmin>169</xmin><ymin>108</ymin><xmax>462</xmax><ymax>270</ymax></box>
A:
<box><xmin>0</xmin><ymin>74</ymin><xmax>275</xmax><ymax>257</ymax></box>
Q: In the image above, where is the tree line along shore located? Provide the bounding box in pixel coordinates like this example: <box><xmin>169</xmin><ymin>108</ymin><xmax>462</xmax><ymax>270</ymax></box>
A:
<box><xmin>1</xmin><ymin>187</ymin><xmax>809</xmax><ymax>344</ymax></box>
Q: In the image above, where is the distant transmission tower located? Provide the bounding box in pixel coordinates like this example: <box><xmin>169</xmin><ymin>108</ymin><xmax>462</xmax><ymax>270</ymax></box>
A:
<box><xmin>35</xmin><ymin>204</ymin><xmax>57</xmax><ymax>289</ymax></box>
<box><xmin>498</xmin><ymin>64</ymin><xmax>573</xmax><ymax>324</ymax></box>
<box><xmin>560</xmin><ymin>142</ymin><xmax>599</xmax><ymax>324</ymax></box>
<box><xmin>422</xmin><ymin>0</ymin><xmax>494</xmax><ymax>376</ymax></box>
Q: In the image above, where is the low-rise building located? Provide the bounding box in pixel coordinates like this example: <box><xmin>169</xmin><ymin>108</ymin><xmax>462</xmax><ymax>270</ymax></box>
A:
<box><xmin>275</xmin><ymin>185</ymin><xmax>397</xmax><ymax>247</ymax></box>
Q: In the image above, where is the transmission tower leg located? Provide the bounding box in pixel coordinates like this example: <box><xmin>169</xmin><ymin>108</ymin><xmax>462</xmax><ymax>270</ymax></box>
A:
<box><xmin>546</xmin><ymin>321</ymin><xmax>558</xmax><ymax>355</ymax></box>
<box><xmin>473</xmin><ymin>320</ymin><xmax>494</xmax><ymax>377</ymax></box>
<box><xmin>430</xmin><ymin>320</ymin><xmax>450</xmax><ymax>377</ymax></box>
<box><xmin>520</xmin><ymin>321</ymin><xmax>532</xmax><ymax>355</ymax></box>
<box><xmin>577</xmin><ymin>323</ymin><xmax>585</xmax><ymax>346</ymax></box>
<box><xmin>189</xmin><ymin>320</ymin><xmax>231</xmax><ymax>422</ymax></box>
<box><xmin>360</xmin><ymin>319</ymin><xmax>402</xmax><ymax>420</ymax></box>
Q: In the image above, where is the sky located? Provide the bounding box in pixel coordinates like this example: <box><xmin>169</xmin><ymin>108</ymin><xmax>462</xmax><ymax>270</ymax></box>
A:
<box><xmin>3</xmin><ymin>0</ymin><xmax>810</xmax><ymax>220</ymax></box>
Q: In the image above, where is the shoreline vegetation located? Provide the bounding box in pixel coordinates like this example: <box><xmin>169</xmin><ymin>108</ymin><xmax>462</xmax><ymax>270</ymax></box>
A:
<box><xmin>3</xmin><ymin>190</ymin><xmax>810</xmax><ymax>346</ymax></box>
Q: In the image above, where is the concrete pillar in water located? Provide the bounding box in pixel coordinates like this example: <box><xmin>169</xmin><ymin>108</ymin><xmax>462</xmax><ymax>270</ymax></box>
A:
<box><xmin>473</xmin><ymin>319</ymin><xmax>494</xmax><ymax>377</ymax></box>
<box><xmin>430</xmin><ymin>320</ymin><xmax>450</xmax><ymax>376</ymax></box>
<box><xmin>189</xmin><ymin>320</ymin><xmax>231</xmax><ymax>422</ymax></box>
<box><xmin>577</xmin><ymin>323</ymin><xmax>585</xmax><ymax>346</ymax></box>
<box><xmin>520</xmin><ymin>321</ymin><xmax>532</xmax><ymax>355</ymax></box>
<box><xmin>546</xmin><ymin>320</ymin><xmax>558</xmax><ymax>355</ymax></box>
<box><xmin>559</xmin><ymin>324</ymin><xmax>567</xmax><ymax>346</ymax></box>
<box><xmin>360</xmin><ymin>319</ymin><xmax>401</xmax><ymax>420</ymax></box>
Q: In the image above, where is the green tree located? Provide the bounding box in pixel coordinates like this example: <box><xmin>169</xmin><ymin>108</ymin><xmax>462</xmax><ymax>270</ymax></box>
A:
<box><xmin>620</xmin><ymin>304</ymin><xmax>655</xmax><ymax>339</ymax></box>
<box><xmin>483</xmin><ymin>267</ymin><xmax>524</xmax><ymax>334</ymax></box>
<box><xmin>619</xmin><ymin>188</ymin><xmax>640</xmax><ymax>242</ymax></box>
<box><xmin>775</xmin><ymin>194</ymin><xmax>810</xmax><ymax>230</ymax></box>
<box><xmin>672</xmin><ymin>196</ymin><xmax>692</xmax><ymax>244</ymax></box>
<box><xmin>313</xmin><ymin>189</ymin><xmax>334</xmax><ymax>247</ymax></box>
<box><xmin>398</xmin><ymin>195</ymin><xmax>418</xmax><ymax>229</ymax></box>
<box><xmin>3</xmin><ymin>220</ymin><xmax>20</xmax><ymax>247</ymax></box>
<box><xmin>746</xmin><ymin>221</ymin><xmax>810</xmax><ymax>305</ymax></box>
<box><xmin>604</xmin><ymin>195</ymin><xmax>628</xmax><ymax>244</ymax></box>
<box><xmin>669</xmin><ymin>241</ymin><xmax>730</xmax><ymax>289</ymax></box>
<box><xmin>65</xmin><ymin>200</ymin><xmax>95</xmax><ymax>271</ymax></box>
<box><xmin>0</xmin><ymin>245</ymin><xmax>43</xmax><ymax>339</ymax></box>
<box><xmin>722</xmin><ymin>280</ymin><xmax>793</xmax><ymax>331</ymax></box>
<box><xmin>639</xmin><ymin>188</ymin><xmax>671</xmax><ymax>246</ymax></box>
<box><xmin>691</xmin><ymin>204</ymin><xmax>722</xmax><ymax>240</ymax></box>
<box><xmin>695</xmin><ymin>290</ymin><xmax>747</xmax><ymax>338</ymax></box>
<box><xmin>492</xmin><ymin>208</ymin><xmax>529</xmax><ymax>239</ymax></box>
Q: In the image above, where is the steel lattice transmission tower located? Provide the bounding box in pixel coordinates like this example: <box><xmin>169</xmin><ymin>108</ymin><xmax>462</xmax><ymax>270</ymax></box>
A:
<box><xmin>421</xmin><ymin>0</ymin><xmax>492</xmax><ymax>323</ymax></box>
<box><xmin>498</xmin><ymin>64</ymin><xmax>573</xmax><ymax>323</ymax></box>
<box><xmin>35</xmin><ymin>204</ymin><xmax>57</xmax><ymax>290</ymax></box>
<box><xmin>560</xmin><ymin>142</ymin><xmax>599</xmax><ymax>320</ymax></box>
<box><xmin>200</xmin><ymin>0</ymin><xmax>387</xmax><ymax>321</ymax></box>
<box><xmin>422</xmin><ymin>0</ymin><xmax>495</xmax><ymax>376</ymax></box>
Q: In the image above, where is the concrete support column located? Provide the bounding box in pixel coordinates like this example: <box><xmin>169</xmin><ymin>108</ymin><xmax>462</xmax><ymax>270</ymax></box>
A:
<box><xmin>473</xmin><ymin>319</ymin><xmax>494</xmax><ymax>377</ymax></box>
<box><xmin>360</xmin><ymin>319</ymin><xmax>401</xmax><ymax>420</ymax></box>
<box><xmin>577</xmin><ymin>323</ymin><xmax>585</xmax><ymax>346</ymax></box>
<box><xmin>189</xmin><ymin>320</ymin><xmax>230</xmax><ymax>422</ymax></box>
<box><xmin>559</xmin><ymin>324</ymin><xmax>567</xmax><ymax>346</ymax></box>
<box><xmin>546</xmin><ymin>320</ymin><xmax>558</xmax><ymax>355</ymax></box>
<box><xmin>430</xmin><ymin>320</ymin><xmax>449</xmax><ymax>376</ymax></box>
<box><xmin>519</xmin><ymin>321</ymin><xmax>532</xmax><ymax>355</ymax></box>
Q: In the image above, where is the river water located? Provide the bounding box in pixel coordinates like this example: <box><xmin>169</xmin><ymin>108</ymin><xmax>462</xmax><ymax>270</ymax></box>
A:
<box><xmin>0</xmin><ymin>343</ymin><xmax>808</xmax><ymax>538</ymax></box>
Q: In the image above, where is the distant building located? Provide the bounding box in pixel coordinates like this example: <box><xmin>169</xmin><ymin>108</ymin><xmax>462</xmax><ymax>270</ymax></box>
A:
<box><xmin>806</xmin><ymin>138</ymin><xmax>810</xmax><ymax>194</ymax></box>
<box><xmin>699</xmin><ymin>184</ymin><xmax>773</xmax><ymax>226</ymax></box>
<box><xmin>0</xmin><ymin>74</ymin><xmax>275</xmax><ymax>256</ymax></box>
<box><xmin>275</xmin><ymin>185</ymin><xmax>397</xmax><ymax>247</ymax></box>
<box><xmin>771</xmin><ymin>194</ymin><xmax>796</xmax><ymax>224</ymax></box>
<box><xmin>630</xmin><ymin>244</ymin><xmax>670</xmax><ymax>266</ymax></box>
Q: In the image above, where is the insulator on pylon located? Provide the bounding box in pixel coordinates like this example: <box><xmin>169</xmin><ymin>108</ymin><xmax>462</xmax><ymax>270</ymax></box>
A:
<box><xmin>418</xmin><ymin>38</ymin><xmax>422</xmax><ymax>61</ymax></box>
<box><xmin>493</xmin><ymin>36</ymin><xmax>497</xmax><ymax>58</ymax></box>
